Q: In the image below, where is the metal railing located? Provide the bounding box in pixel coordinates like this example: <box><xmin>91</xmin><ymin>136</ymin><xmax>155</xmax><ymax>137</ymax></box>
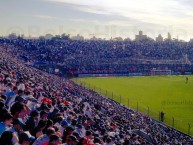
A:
<box><xmin>74</xmin><ymin>78</ymin><xmax>193</xmax><ymax>137</ymax></box>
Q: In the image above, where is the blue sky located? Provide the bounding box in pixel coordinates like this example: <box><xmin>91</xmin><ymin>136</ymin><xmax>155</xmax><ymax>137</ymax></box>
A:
<box><xmin>0</xmin><ymin>0</ymin><xmax>193</xmax><ymax>40</ymax></box>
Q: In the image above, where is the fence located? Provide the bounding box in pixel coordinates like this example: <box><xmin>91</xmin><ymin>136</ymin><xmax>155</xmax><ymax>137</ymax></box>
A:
<box><xmin>74</xmin><ymin>78</ymin><xmax>193</xmax><ymax>137</ymax></box>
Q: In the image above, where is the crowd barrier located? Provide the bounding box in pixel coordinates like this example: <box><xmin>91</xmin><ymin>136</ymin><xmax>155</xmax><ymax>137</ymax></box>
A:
<box><xmin>78</xmin><ymin>72</ymin><xmax>192</xmax><ymax>77</ymax></box>
<box><xmin>74</xmin><ymin>78</ymin><xmax>193</xmax><ymax>137</ymax></box>
<box><xmin>78</xmin><ymin>73</ymin><xmax>143</xmax><ymax>77</ymax></box>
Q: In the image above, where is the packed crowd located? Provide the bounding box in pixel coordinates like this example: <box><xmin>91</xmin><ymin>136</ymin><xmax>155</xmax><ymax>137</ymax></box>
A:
<box><xmin>0</xmin><ymin>38</ymin><xmax>193</xmax><ymax>74</ymax></box>
<box><xmin>0</xmin><ymin>43</ymin><xmax>193</xmax><ymax>145</ymax></box>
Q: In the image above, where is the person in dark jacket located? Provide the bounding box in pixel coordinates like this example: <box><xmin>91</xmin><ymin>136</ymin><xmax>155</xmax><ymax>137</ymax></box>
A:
<box><xmin>24</xmin><ymin>110</ymin><xmax>39</xmax><ymax>133</ymax></box>
<box><xmin>0</xmin><ymin>131</ymin><xmax>14</xmax><ymax>145</ymax></box>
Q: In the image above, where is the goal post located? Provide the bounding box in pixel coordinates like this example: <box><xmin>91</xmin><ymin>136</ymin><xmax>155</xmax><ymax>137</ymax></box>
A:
<box><xmin>150</xmin><ymin>69</ymin><xmax>172</xmax><ymax>76</ymax></box>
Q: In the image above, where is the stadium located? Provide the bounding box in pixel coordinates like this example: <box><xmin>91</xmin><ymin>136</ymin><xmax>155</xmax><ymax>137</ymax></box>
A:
<box><xmin>1</xmin><ymin>34</ymin><xmax>193</xmax><ymax>144</ymax></box>
<box><xmin>1</xmin><ymin>0</ymin><xmax>193</xmax><ymax>145</ymax></box>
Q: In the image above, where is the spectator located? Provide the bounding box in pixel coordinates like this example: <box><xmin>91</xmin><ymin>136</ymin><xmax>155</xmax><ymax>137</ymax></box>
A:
<box><xmin>48</xmin><ymin>134</ymin><xmax>62</xmax><ymax>145</ymax></box>
<box><xmin>31</xmin><ymin>119</ymin><xmax>47</xmax><ymax>138</ymax></box>
<box><xmin>9</xmin><ymin>118</ymin><xmax>25</xmax><ymax>144</ymax></box>
<box><xmin>62</xmin><ymin>126</ymin><xmax>74</xmax><ymax>143</ymax></box>
<box><xmin>19</xmin><ymin>132</ymin><xmax>35</xmax><ymax>145</ymax></box>
<box><xmin>66</xmin><ymin>135</ymin><xmax>78</xmax><ymax>145</ymax></box>
<box><xmin>0</xmin><ymin>113</ymin><xmax>13</xmax><ymax>135</ymax></box>
<box><xmin>24</xmin><ymin>110</ymin><xmax>39</xmax><ymax>133</ymax></box>
<box><xmin>0</xmin><ymin>131</ymin><xmax>14</xmax><ymax>145</ymax></box>
<box><xmin>32</xmin><ymin>127</ymin><xmax>55</xmax><ymax>145</ymax></box>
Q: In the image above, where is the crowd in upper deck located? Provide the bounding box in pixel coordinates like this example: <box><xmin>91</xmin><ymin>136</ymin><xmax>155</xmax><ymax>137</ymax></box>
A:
<box><xmin>0</xmin><ymin>37</ymin><xmax>193</xmax><ymax>74</ymax></box>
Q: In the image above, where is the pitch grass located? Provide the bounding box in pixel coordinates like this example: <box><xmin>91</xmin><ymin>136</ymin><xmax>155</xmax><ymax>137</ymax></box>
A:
<box><xmin>74</xmin><ymin>76</ymin><xmax>193</xmax><ymax>136</ymax></box>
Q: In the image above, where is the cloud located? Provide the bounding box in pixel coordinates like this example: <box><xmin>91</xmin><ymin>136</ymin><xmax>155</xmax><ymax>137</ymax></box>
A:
<box><xmin>45</xmin><ymin>0</ymin><xmax>193</xmax><ymax>25</ymax></box>
<box><xmin>34</xmin><ymin>14</ymin><xmax>58</xmax><ymax>20</ymax></box>
<box><xmin>44</xmin><ymin>0</ymin><xmax>193</xmax><ymax>31</ymax></box>
<box><xmin>34</xmin><ymin>0</ymin><xmax>193</xmax><ymax>40</ymax></box>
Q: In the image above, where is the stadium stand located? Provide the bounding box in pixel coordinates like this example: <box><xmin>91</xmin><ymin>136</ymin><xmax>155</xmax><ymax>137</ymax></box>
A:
<box><xmin>0</xmin><ymin>39</ymin><xmax>193</xmax><ymax>144</ymax></box>
<box><xmin>0</xmin><ymin>38</ymin><xmax>193</xmax><ymax>76</ymax></box>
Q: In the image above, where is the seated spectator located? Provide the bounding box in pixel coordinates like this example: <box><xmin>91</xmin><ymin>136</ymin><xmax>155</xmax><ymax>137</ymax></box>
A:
<box><xmin>75</xmin><ymin>124</ymin><xmax>85</xmax><ymax>138</ymax></box>
<box><xmin>48</xmin><ymin>108</ymin><xmax>59</xmax><ymax>122</ymax></box>
<box><xmin>31</xmin><ymin>119</ymin><xmax>47</xmax><ymax>138</ymax></box>
<box><xmin>43</xmin><ymin>119</ymin><xmax>54</xmax><ymax>133</ymax></box>
<box><xmin>54</xmin><ymin>116</ymin><xmax>64</xmax><ymax>135</ymax></box>
<box><xmin>53</xmin><ymin>125</ymin><xmax>63</xmax><ymax>138</ymax></box>
<box><xmin>0</xmin><ymin>131</ymin><xmax>14</xmax><ymax>145</ymax></box>
<box><xmin>32</xmin><ymin>127</ymin><xmax>55</xmax><ymax>145</ymax></box>
<box><xmin>48</xmin><ymin>134</ymin><xmax>62</xmax><ymax>145</ymax></box>
<box><xmin>9</xmin><ymin>118</ymin><xmax>25</xmax><ymax>144</ymax></box>
<box><xmin>77</xmin><ymin>131</ymin><xmax>94</xmax><ymax>145</ymax></box>
<box><xmin>10</xmin><ymin>101</ymin><xmax>29</xmax><ymax>119</ymax></box>
<box><xmin>104</xmin><ymin>137</ymin><xmax>115</xmax><ymax>145</ymax></box>
<box><xmin>0</xmin><ymin>99</ymin><xmax>7</xmax><ymax>122</ymax></box>
<box><xmin>19</xmin><ymin>132</ymin><xmax>35</xmax><ymax>145</ymax></box>
<box><xmin>0</xmin><ymin>94</ymin><xmax>7</xmax><ymax>102</ymax></box>
<box><xmin>0</xmin><ymin>98</ymin><xmax>5</xmax><ymax>110</ymax></box>
<box><xmin>66</xmin><ymin>135</ymin><xmax>78</xmax><ymax>145</ymax></box>
<box><xmin>78</xmin><ymin>137</ymin><xmax>94</xmax><ymax>145</ymax></box>
<box><xmin>40</xmin><ymin>110</ymin><xmax>48</xmax><ymax>121</ymax></box>
<box><xmin>6</xmin><ymin>86</ymin><xmax>18</xmax><ymax>107</ymax></box>
<box><xmin>0</xmin><ymin>113</ymin><xmax>13</xmax><ymax>136</ymax></box>
<box><xmin>62</xmin><ymin>126</ymin><xmax>74</xmax><ymax>143</ymax></box>
<box><xmin>24</xmin><ymin>110</ymin><xmax>39</xmax><ymax>133</ymax></box>
<box><xmin>93</xmin><ymin>137</ymin><xmax>102</xmax><ymax>144</ymax></box>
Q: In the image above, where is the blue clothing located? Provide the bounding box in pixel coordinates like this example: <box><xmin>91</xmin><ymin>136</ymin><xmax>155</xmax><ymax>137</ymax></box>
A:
<box><xmin>6</xmin><ymin>91</ymin><xmax>15</xmax><ymax>105</ymax></box>
<box><xmin>9</xmin><ymin>127</ymin><xmax>16</xmax><ymax>133</ymax></box>
<box><xmin>0</xmin><ymin>122</ymin><xmax>6</xmax><ymax>136</ymax></box>
<box><xmin>32</xmin><ymin>134</ymin><xmax>49</xmax><ymax>145</ymax></box>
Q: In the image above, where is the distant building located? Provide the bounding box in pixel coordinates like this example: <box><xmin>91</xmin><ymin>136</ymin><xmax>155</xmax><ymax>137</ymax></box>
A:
<box><xmin>156</xmin><ymin>34</ymin><xmax>163</xmax><ymax>42</ymax></box>
<box><xmin>190</xmin><ymin>39</ymin><xmax>193</xmax><ymax>42</ymax></box>
<box><xmin>135</xmin><ymin>31</ymin><xmax>147</xmax><ymax>41</ymax></box>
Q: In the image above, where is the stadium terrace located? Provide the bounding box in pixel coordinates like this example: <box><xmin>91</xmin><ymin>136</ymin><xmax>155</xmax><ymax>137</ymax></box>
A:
<box><xmin>0</xmin><ymin>38</ymin><xmax>193</xmax><ymax>144</ymax></box>
<box><xmin>0</xmin><ymin>37</ymin><xmax>193</xmax><ymax>77</ymax></box>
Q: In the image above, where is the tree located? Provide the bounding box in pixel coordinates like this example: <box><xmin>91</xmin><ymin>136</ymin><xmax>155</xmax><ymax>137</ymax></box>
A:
<box><xmin>61</xmin><ymin>33</ymin><xmax>70</xmax><ymax>40</ymax></box>
<box><xmin>71</xmin><ymin>34</ymin><xmax>84</xmax><ymax>40</ymax></box>
<box><xmin>45</xmin><ymin>34</ymin><xmax>53</xmax><ymax>40</ymax></box>
<box><xmin>113</xmin><ymin>37</ymin><xmax>123</xmax><ymax>41</ymax></box>
<box><xmin>90</xmin><ymin>36</ymin><xmax>97</xmax><ymax>40</ymax></box>
<box><xmin>124</xmin><ymin>37</ymin><xmax>131</xmax><ymax>41</ymax></box>
<box><xmin>51</xmin><ymin>35</ymin><xmax>61</xmax><ymax>41</ymax></box>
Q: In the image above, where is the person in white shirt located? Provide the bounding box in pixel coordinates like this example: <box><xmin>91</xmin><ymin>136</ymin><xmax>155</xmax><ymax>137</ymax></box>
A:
<box><xmin>84</xmin><ymin>106</ymin><xmax>93</xmax><ymax>119</ymax></box>
<box><xmin>17</xmin><ymin>81</ymin><xmax>25</xmax><ymax>91</ymax></box>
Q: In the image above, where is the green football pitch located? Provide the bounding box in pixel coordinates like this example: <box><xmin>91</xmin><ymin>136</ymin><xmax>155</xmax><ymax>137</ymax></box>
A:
<box><xmin>74</xmin><ymin>75</ymin><xmax>193</xmax><ymax>136</ymax></box>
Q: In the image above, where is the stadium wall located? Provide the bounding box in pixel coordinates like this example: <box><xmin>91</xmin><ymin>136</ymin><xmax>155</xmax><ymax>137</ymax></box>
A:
<box><xmin>78</xmin><ymin>73</ymin><xmax>143</xmax><ymax>77</ymax></box>
<box><xmin>78</xmin><ymin>72</ymin><xmax>192</xmax><ymax>77</ymax></box>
